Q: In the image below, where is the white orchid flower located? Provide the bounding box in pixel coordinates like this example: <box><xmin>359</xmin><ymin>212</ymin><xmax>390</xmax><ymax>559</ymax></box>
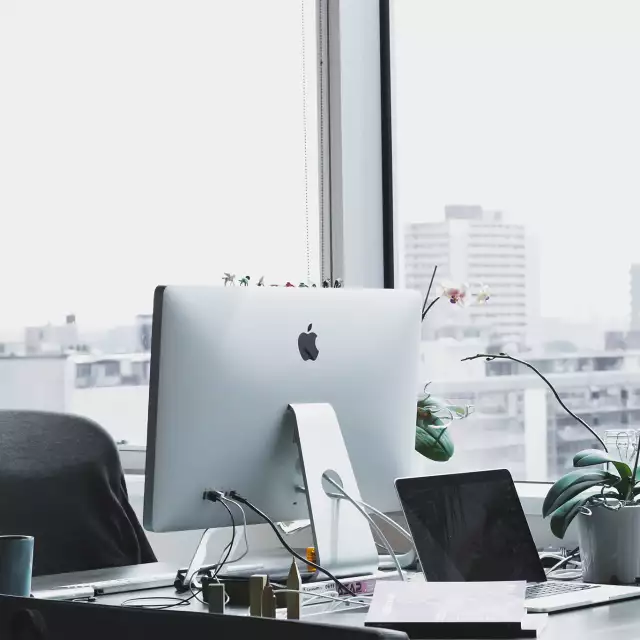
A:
<box><xmin>438</xmin><ymin>282</ymin><xmax>470</xmax><ymax>307</ymax></box>
<box><xmin>475</xmin><ymin>284</ymin><xmax>491</xmax><ymax>305</ymax></box>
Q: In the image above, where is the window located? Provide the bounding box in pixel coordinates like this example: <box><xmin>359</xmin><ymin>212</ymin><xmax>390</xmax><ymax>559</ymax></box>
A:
<box><xmin>0</xmin><ymin>1</ymin><xmax>321</xmax><ymax>445</ymax></box>
<box><xmin>391</xmin><ymin>0</ymin><xmax>640</xmax><ymax>481</ymax></box>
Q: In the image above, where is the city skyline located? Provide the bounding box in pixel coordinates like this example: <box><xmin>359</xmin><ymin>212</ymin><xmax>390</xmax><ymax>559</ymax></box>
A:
<box><xmin>393</xmin><ymin>0</ymin><xmax>640</xmax><ymax>325</ymax></box>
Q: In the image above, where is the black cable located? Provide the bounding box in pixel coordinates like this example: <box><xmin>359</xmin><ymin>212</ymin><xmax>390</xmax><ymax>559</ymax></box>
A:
<box><xmin>225</xmin><ymin>492</ymin><xmax>357</xmax><ymax>597</ymax></box>
<box><xmin>124</xmin><ymin>501</ymin><xmax>237</xmax><ymax>610</ymax></box>
<box><xmin>212</xmin><ymin>498</ymin><xmax>236</xmax><ymax>580</ymax></box>
<box><xmin>121</xmin><ymin>594</ymin><xmax>197</xmax><ymax>610</ymax></box>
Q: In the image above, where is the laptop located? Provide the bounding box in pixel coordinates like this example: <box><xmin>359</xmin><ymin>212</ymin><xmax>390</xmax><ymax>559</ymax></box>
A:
<box><xmin>31</xmin><ymin>563</ymin><xmax>177</xmax><ymax>600</ymax></box>
<box><xmin>395</xmin><ymin>470</ymin><xmax>640</xmax><ymax>613</ymax></box>
<box><xmin>0</xmin><ymin>594</ymin><xmax>407</xmax><ymax>640</ymax></box>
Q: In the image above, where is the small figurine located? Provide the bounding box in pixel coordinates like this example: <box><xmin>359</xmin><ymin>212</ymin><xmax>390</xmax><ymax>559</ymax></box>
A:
<box><xmin>322</xmin><ymin>279</ymin><xmax>331</xmax><ymax>288</ymax></box>
<box><xmin>257</xmin><ymin>276</ymin><xmax>265</xmax><ymax>287</ymax></box>
<box><xmin>298</xmin><ymin>282</ymin><xmax>308</xmax><ymax>288</ymax></box>
<box><xmin>285</xmin><ymin>282</ymin><xmax>295</xmax><ymax>288</ymax></box>
<box><xmin>333</xmin><ymin>278</ymin><xmax>343</xmax><ymax>288</ymax></box>
<box><xmin>222</xmin><ymin>273</ymin><xmax>236</xmax><ymax>286</ymax></box>
<box><xmin>239</xmin><ymin>275</ymin><xmax>250</xmax><ymax>287</ymax></box>
<box><xmin>311</xmin><ymin>284</ymin><xmax>317</xmax><ymax>288</ymax></box>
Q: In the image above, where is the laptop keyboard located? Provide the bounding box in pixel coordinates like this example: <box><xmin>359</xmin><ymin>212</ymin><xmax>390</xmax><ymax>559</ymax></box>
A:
<box><xmin>526</xmin><ymin>582</ymin><xmax>597</xmax><ymax>600</ymax></box>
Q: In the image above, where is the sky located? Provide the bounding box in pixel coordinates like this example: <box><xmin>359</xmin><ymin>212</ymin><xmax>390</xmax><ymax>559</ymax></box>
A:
<box><xmin>0</xmin><ymin>1</ymin><xmax>319</xmax><ymax>333</ymax></box>
<box><xmin>1</xmin><ymin>0</ymin><xmax>638</xmax><ymax>334</ymax></box>
<box><xmin>392</xmin><ymin>0</ymin><xmax>640</xmax><ymax>324</ymax></box>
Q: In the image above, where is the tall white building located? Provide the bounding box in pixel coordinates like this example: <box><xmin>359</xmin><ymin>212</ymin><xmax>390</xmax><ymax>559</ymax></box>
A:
<box><xmin>405</xmin><ymin>205</ymin><xmax>538</xmax><ymax>346</ymax></box>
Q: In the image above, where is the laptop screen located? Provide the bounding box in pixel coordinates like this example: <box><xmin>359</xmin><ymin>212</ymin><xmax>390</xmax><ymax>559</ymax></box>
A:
<box><xmin>396</xmin><ymin>470</ymin><xmax>546</xmax><ymax>583</ymax></box>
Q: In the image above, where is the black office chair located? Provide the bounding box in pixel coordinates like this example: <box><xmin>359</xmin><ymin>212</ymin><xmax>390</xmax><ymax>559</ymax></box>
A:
<box><xmin>0</xmin><ymin>411</ymin><xmax>156</xmax><ymax>576</ymax></box>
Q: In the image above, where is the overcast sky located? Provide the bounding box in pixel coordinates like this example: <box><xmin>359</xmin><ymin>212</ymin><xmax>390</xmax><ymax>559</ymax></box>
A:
<box><xmin>392</xmin><ymin>0</ymin><xmax>640</xmax><ymax>324</ymax></box>
<box><xmin>1</xmin><ymin>1</ymin><xmax>638</xmax><ymax>334</ymax></box>
<box><xmin>0</xmin><ymin>1</ymin><xmax>318</xmax><ymax>333</ymax></box>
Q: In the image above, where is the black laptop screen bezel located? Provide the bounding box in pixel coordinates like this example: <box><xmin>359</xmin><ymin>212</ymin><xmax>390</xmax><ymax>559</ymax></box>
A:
<box><xmin>396</xmin><ymin>469</ymin><xmax>547</xmax><ymax>584</ymax></box>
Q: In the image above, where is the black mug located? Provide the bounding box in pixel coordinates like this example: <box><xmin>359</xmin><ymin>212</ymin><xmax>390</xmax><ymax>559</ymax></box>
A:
<box><xmin>0</xmin><ymin>535</ymin><xmax>34</xmax><ymax>596</ymax></box>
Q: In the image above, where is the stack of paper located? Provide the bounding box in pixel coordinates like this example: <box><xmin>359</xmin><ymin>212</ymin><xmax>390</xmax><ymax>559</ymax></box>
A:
<box><xmin>365</xmin><ymin>581</ymin><xmax>538</xmax><ymax>638</ymax></box>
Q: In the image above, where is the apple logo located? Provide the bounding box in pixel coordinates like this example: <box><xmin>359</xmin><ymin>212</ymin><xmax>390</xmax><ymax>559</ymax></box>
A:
<box><xmin>298</xmin><ymin>323</ymin><xmax>319</xmax><ymax>361</ymax></box>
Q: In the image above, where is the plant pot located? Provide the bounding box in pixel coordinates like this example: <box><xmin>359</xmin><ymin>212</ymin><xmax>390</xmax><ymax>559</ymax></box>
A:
<box><xmin>578</xmin><ymin>503</ymin><xmax>640</xmax><ymax>584</ymax></box>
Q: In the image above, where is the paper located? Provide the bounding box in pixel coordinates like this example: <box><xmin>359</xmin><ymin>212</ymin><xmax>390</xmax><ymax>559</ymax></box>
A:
<box><xmin>367</xmin><ymin>581</ymin><xmax>527</xmax><ymax>624</ymax></box>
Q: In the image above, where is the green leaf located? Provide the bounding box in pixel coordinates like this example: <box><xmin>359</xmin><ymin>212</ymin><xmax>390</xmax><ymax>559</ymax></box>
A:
<box><xmin>542</xmin><ymin>469</ymin><xmax>618</xmax><ymax>518</ymax></box>
<box><xmin>415</xmin><ymin>424</ymin><xmax>454</xmax><ymax>462</ymax></box>
<box><xmin>573</xmin><ymin>448</ymin><xmax>632</xmax><ymax>478</ymax></box>
<box><xmin>549</xmin><ymin>494</ymin><xmax>591</xmax><ymax>539</ymax></box>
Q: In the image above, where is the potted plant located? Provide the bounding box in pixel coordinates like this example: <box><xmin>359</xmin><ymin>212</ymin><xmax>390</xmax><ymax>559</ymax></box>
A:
<box><xmin>463</xmin><ymin>351</ymin><xmax>639</xmax><ymax>585</ymax></box>
<box><xmin>415</xmin><ymin>266</ymin><xmax>490</xmax><ymax>462</ymax></box>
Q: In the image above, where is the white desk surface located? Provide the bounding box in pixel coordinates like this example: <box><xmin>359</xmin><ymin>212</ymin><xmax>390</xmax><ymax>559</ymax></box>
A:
<box><xmin>90</xmin><ymin>584</ymin><xmax>640</xmax><ymax>639</ymax></box>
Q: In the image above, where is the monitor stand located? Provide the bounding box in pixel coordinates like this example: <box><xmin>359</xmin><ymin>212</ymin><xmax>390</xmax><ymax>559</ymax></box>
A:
<box><xmin>288</xmin><ymin>402</ymin><xmax>379</xmax><ymax>579</ymax></box>
<box><xmin>185</xmin><ymin>402</ymin><xmax>379</xmax><ymax>588</ymax></box>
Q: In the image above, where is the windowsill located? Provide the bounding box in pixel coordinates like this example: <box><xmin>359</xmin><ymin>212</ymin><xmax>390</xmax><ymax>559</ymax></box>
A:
<box><xmin>124</xmin><ymin>467</ymin><xmax>566</xmax><ymax>550</ymax></box>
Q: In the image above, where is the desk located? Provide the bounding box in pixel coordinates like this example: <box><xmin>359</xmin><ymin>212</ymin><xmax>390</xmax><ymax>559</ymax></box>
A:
<box><xmin>92</xmin><ymin>584</ymin><xmax>640</xmax><ymax>639</ymax></box>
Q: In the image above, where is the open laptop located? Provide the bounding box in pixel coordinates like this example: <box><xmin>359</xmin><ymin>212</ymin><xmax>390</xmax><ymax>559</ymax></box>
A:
<box><xmin>395</xmin><ymin>470</ymin><xmax>640</xmax><ymax>613</ymax></box>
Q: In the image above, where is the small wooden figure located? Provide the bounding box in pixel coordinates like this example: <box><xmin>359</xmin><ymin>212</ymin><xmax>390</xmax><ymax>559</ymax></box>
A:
<box><xmin>239</xmin><ymin>275</ymin><xmax>251</xmax><ymax>286</ymax></box>
<box><xmin>249</xmin><ymin>574</ymin><xmax>268</xmax><ymax>617</ymax></box>
<box><xmin>261</xmin><ymin>584</ymin><xmax>277</xmax><ymax>619</ymax></box>
<box><xmin>286</xmin><ymin>559</ymin><xmax>302</xmax><ymax>620</ymax></box>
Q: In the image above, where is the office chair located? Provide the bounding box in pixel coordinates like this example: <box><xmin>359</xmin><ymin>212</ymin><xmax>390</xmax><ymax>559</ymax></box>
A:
<box><xmin>0</xmin><ymin>411</ymin><xmax>156</xmax><ymax>576</ymax></box>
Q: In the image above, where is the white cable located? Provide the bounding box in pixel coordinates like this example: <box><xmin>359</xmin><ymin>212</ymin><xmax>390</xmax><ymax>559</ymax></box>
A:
<box><xmin>356</xmin><ymin>500</ymin><xmax>413</xmax><ymax>543</ymax></box>
<box><xmin>545</xmin><ymin>554</ymin><xmax>580</xmax><ymax>576</ymax></box>
<box><xmin>325</xmin><ymin>489</ymin><xmax>415</xmax><ymax>571</ymax></box>
<box><xmin>355</xmin><ymin>500</ymin><xmax>416</xmax><ymax>570</ymax></box>
<box><xmin>323</xmin><ymin>475</ymin><xmax>405</xmax><ymax>581</ymax></box>
<box><xmin>222</xmin><ymin>497</ymin><xmax>250</xmax><ymax>562</ymax></box>
<box><xmin>272</xmin><ymin>588</ymin><xmax>372</xmax><ymax>607</ymax></box>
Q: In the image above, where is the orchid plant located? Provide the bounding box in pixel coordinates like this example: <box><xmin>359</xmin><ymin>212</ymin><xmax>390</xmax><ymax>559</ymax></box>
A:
<box><xmin>415</xmin><ymin>266</ymin><xmax>490</xmax><ymax>462</ymax></box>
<box><xmin>461</xmin><ymin>352</ymin><xmax>631</xmax><ymax>539</ymax></box>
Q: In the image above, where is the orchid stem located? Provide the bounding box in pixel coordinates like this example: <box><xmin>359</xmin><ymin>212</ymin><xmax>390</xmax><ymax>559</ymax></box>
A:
<box><xmin>421</xmin><ymin>297</ymin><xmax>441</xmax><ymax>322</ymax></box>
<box><xmin>422</xmin><ymin>265</ymin><xmax>438</xmax><ymax>319</ymax></box>
<box><xmin>629</xmin><ymin>436</ymin><xmax>640</xmax><ymax>500</ymax></box>
<box><xmin>461</xmin><ymin>353</ymin><xmax>608</xmax><ymax>452</ymax></box>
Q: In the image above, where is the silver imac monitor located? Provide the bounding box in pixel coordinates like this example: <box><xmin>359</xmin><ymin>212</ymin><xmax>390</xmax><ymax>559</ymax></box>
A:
<box><xmin>144</xmin><ymin>286</ymin><xmax>421</xmax><ymax>533</ymax></box>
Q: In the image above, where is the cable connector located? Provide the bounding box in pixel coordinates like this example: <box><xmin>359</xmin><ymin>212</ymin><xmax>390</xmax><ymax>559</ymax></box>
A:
<box><xmin>203</xmin><ymin>490</ymin><xmax>225</xmax><ymax>503</ymax></box>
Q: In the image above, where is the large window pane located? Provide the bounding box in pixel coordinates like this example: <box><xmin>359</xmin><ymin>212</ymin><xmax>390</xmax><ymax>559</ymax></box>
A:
<box><xmin>0</xmin><ymin>1</ymin><xmax>320</xmax><ymax>445</ymax></box>
<box><xmin>392</xmin><ymin>0</ymin><xmax>640</xmax><ymax>481</ymax></box>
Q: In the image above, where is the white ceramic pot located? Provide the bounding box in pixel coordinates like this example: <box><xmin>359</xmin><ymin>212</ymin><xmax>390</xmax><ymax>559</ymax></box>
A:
<box><xmin>578</xmin><ymin>503</ymin><xmax>640</xmax><ymax>584</ymax></box>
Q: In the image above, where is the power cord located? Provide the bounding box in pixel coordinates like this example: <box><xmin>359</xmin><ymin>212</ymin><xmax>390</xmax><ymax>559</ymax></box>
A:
<box><xmin>123</xmin><ymin>498</ymin><xmax>238</xmax><ymax>610</ymax></box>
<box><xmin>208</xmin><ymin>490</ymin><xmax>357</xmax><ymax>597</ymax></box>
<box><xmin>211</xmin><ymin>499</ymin><xmax>236</xmax><ymax>580</ymax></box>
<box><xmin>322</xmin><ymin>474</ymin><xmax>405</xmax><ymax>581</ymax></box>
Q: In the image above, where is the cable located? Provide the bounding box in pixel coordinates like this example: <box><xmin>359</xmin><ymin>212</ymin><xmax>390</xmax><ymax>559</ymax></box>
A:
<box><xmin>222</xmin><ymin>491</ymin><xmax>357</xmax><ymax>597</ymax></box>
<box><xmin>357</xmin><ymin>500</ymin><xmax>413</xmax><ymax>543</ymax></box>
<box><xmin>211</xmin><ymin>498</ymin><xmax>236</xmax><ymax>580</ymax></box>
<box><xmin>272</xmin><ymin>588</ymin><xmax>372</xmax><ymax>608</ymax></box>
<box><xmin>222</xmin><ymin>496</ymin><xmax>250</xmax><ymax>564</ymax></box>
<box><xmin>322</xmin><ymin>475</ymin><xmax>404</xmax><ymax>581</ymax></box>
<box><xmin>124</xmin><ymin>499</ymin><xmax>238</xmax><ymax>610</ymax></box>
<box><xmin>121</xmin><ymin>596</ymin><xmax>195</xmax><ymax>610</ymax></box>
<box><xmin>546</xmin><ymin>548</ymin><xmax>580</xmax><ymax>577</ymax></box>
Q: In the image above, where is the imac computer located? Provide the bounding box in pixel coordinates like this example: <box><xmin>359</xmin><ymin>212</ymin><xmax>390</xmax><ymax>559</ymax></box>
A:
<box><xmin>144</xmin><ymin>285</ymin><xmax>421</xmax><ymax>577</ymax></box>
